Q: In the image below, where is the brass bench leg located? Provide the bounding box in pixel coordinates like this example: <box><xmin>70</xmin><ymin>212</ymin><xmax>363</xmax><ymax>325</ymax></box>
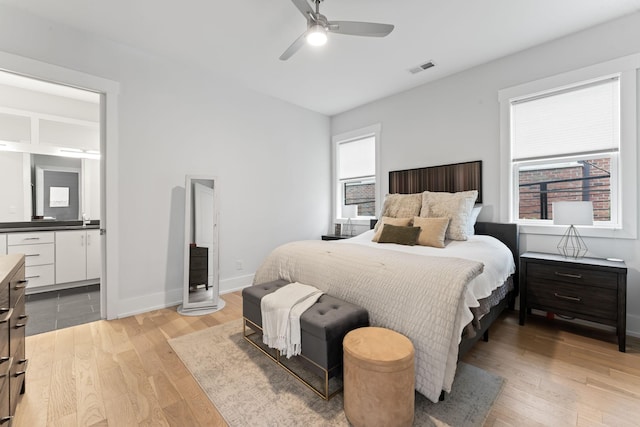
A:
<box><xmin>242</xmin><ymin>317</ymin><xmax>342</xmax><ymax>400</ymax></box>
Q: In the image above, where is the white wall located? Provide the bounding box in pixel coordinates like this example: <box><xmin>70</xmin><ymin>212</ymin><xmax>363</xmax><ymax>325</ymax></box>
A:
<box><xmin>0</xmin><ymin>5</ymin><xmax>330</xmax><ymax>316</ymax></box>
<box><xmin>332</xmin><ymin>12</ymin><xmax>640</xmax><ymax>337</ymax></box>
<box><xmin>0</xmin><ymin>151</ymin><xmax>26</xmax><ymax>222</ymax></box>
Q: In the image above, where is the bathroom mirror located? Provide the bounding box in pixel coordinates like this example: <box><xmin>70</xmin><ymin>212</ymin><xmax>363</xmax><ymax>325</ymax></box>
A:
<box><xmin>178</xmin><ymin>175</ymin><xmax>224</xmax><ymax>315</ymax></box>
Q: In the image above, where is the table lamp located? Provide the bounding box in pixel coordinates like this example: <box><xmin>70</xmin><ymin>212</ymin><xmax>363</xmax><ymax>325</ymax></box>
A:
<box><xmin>553</xmin><ymin>201</ymin><xmax>593</xmax><ymax>258</ymax></box>
<box><xmin>342</xmin><ymin>205</ymin><xmax>358</xmax><ymax>236</ymax></box>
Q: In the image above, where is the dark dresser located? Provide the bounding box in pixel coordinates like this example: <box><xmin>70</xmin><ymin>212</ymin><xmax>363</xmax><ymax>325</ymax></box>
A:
<box><xmin>519</xmin><ymin>251</ymin><xmax>627</xmax><ymax>352</ymax></box>
<box><xmin>189</xmin><ymin>246</ymin><xmax>209</xmax><ymax>290</ymax></box>
<box><xmin>0</xmin><ymin>253</ymin><xmax>28</xmax><ymax>423</ymax></box>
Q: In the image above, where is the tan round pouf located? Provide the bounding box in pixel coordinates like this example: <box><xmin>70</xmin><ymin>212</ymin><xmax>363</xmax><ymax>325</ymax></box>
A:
<box><xmin>343</xmin><ymin>327</ymin><xmax>415</xmax><ymax>427</ymax></box>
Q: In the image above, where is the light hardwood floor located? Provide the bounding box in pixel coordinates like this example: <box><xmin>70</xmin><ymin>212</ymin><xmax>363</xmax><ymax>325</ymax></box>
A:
<box><xmin>15</xmin><ymin>291</ymin><xmax>640</xmax><ymax>426</ymax></box>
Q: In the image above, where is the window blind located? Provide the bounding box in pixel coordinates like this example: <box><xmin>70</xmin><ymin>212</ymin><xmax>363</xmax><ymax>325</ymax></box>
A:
<box><xmin>338</xmin><ymin>136</ymin><xmax>375</xmax><ymax>180</ymax></box>
<box><xmin>511</xmin><ymin>77</ymin><xmax>619</xmax><ymax>162</ymax></box>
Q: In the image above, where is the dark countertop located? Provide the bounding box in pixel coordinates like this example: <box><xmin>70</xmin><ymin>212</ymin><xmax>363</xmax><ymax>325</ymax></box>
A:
<box><xmin>0</xmin><ymin>220</ymin><xmax>100</xmax><ymax>233</ymax></box>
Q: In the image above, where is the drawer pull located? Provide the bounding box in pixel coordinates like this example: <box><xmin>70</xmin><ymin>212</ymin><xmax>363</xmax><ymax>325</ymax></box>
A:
<box><xmin>15</xmin><ymin>315</ymin><xmax>28</xmax><ymax>328</ymax></box>
<box><xmin>0</xmin><ymin>308</ymin><xmax>13</xmax><ymax>324</ymax></box>
<box><xmin>0</xmin><ymin>416</ymin><xmax>12</xmax><ymax>424</ymax></box>
<box><xmin>26</xmin><ymin>275</ymin><xmax>40</xmax><ymax>279</ymax></box>
<box><xmin>0</xmin><ymin>357</ymin><xmax>12</xmax><ymax>378</ymax></box>
<box><xmin>14</xmin><ymin>359</ymin><xmax>28</xmax><ymax>377</ymax></box>
<box><xmin>554</xmin><ymin>292</ymin><xmax>582</xmax><ymax>302</ymax></box>
<box><xmin>25</xmin><ymin>253</ymin><xmax>40</xmax><ymax>257</ymax></box>
<box><xmin>554</xmin><ymin>272</ymin><xmax>582</xmax><ymax>279</ymax></box>
<box><xmin>23</xmin><ymin>237</ymin><xmax>40</xmax><ymax>240</ymax></box>
<box><xmin>14</xmin><ymin>279</ymin><xmax>28</xmax><ymax>290</ymax></box>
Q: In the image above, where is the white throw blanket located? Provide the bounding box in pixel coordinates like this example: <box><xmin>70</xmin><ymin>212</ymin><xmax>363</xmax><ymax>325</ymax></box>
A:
<box><xmin>260</xmin><ymin>282</ymin><xmax>324</xmax><ymax>358</ymax></box>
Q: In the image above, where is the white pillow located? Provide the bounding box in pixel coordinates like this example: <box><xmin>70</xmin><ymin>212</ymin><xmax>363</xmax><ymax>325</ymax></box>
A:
<box><xmin>466</xmin><ymin>205</ymin><xmax>482</xmax><ymax>236</ymax></box>
<box><xmin>375</xmin><ymin>193</ymin><xmax>422</xmax><ymax>230</ymax></box>
<box><xmin>420</xmin><ymin>190</ymin><xmax>478</xmax><ymax>241</ymax></box>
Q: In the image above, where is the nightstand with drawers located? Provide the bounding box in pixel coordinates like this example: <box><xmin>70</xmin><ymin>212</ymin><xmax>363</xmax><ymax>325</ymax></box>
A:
<box><xmin>519</xmin><ymin>251</ymin><xmax>627</xmax><ymax>352</ymax></box>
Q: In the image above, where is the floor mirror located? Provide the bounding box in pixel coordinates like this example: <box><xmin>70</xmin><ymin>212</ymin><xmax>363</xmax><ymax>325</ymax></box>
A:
<box><xmin>177</xmin><ymin>175</ymin><xmax>225</xmax><ymax>315</ymax></box>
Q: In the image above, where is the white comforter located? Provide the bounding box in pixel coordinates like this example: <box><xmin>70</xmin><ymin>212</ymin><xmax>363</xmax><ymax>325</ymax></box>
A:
<box><xmin>253</xmin><ymin>233</ymin><xmax>514</xmax><ymax>402</ymax></box>
<box><xmin>344</xmin><ymin>229</ymin><xmax>516</xmax><ymax>330</ymax></box>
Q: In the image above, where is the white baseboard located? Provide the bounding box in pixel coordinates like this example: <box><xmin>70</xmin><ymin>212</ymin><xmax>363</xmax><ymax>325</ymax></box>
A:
<box><xmin>627</xmin><ymin>313</ymin><xmax>640</xmax><ymax>338</ymax></box>
<box><xmin>116</xmin><ymin>274</ymin><xmax>255</xmax><ymax>319</ymax></box>
<box><xmin>117</xmin><ymin>287</ymin><xmax>183</xmax><ymax>319</ymax></box>
<box><xmin>220</xmin><ymin>273</ymin><xmax>254</xmax><ymax>294</ymax></box>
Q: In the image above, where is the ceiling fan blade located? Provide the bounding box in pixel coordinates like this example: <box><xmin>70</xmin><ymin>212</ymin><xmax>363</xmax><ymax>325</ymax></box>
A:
<box><xmin>328</xmin><ymin>21</ymin><xmax>394</xmax><ymax>37</ymax></box>
<box><xmin>290</xmin><ymin>0</ymin><xmax>314</xmax><ymax>19</ymax></box>
<box><xmin>279</xmin><ymin>31</ymin><xmax>308</xmax><ymax>61</ymax></box>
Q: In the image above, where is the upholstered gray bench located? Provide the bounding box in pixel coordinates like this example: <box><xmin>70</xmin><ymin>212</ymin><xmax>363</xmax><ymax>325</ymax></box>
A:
<box><xmin>242</xmin><ymin>279</ymin><xmax>369</xmax><ymax>400</ymax></box>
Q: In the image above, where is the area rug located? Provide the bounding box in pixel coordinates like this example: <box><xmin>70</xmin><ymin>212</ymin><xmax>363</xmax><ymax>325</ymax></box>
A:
<box><xmin>168</xmin><ymin>319</ymin><xmax>503</xmax><ymax>426</ymax></box>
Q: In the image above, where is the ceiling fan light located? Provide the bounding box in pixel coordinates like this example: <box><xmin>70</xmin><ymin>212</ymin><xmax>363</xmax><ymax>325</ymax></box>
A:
<box><xmin>306</xmin><ymin>24</ymin><xmax>327</xmax><ymax>46</ymax></box>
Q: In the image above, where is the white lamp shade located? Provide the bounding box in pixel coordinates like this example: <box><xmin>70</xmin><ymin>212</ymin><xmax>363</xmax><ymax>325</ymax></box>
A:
<box><xmin>553</xmin><ymin>201</ymin><xmax>593</xmax><ymax>226</ymax></box>
<box><xmin>342</xmin><ymin>205</ymin><xmax>358</xmax><ymax>219</ymax></box>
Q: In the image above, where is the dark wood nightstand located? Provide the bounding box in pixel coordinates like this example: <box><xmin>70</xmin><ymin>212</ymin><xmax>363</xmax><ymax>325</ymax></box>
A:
<box><xmin>321</xmin><ymin>234</ymin><xmax>349</xmax><ymax>241</ymax></box>
<box><xmin>519</xmin><ymin>251</ymin><xmax>627</xmax><ymax>352</ymax></box>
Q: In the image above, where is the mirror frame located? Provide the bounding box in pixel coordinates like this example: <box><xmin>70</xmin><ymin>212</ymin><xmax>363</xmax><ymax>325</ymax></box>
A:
<box><xmin>178</xmin><ymin>174</ymin><xmax>224</xmax><ymax>315</ymax></box>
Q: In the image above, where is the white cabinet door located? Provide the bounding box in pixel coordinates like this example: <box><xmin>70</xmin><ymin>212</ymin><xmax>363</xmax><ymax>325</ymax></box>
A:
<box><xmin>55</xmin><ymin>230</ymin><xmax>87</xmax><ymax>284</ymax></box>
<box><xmin>86</xmin><ymin>229</ymin><xmax>101</xmax><ymax>280</ymax></box>
<box><xmin>0</xmin><ymin>234</ymin><xmax>5</xmax><ymax>255</ymax></box>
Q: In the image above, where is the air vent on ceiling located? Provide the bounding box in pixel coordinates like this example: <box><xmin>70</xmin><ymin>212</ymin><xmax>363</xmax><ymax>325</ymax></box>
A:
<box><xmin>409</xmin><ymin>60</ymin><xmax>436</xmax><ymax>74</ymax></box>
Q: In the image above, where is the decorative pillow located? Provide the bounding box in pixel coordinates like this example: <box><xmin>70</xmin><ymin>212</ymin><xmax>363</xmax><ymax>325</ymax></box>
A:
<box><xmin>376</xmin><ymin>193</ymin><xmax>422</xmax><ymax>229</ymax></box>
<box><xmin>377</xmin><ymin>224</ymin><xmax>420</xmax><ymax>246</ymax></box>
<box><xmin>412</xmin><ymin>217</ymin><xmax>450</xmax><ymax>248</ymax></box>
<box><xmin>420</xmin><ymin>190</ymin><xmax>478</xmax><ymax>241</ymax></box>
<box><xmin>466</xmin><ymin>205</ymin><xmax>482</xmax><ymax>236</ymax></box>
<box><xmin>371</xmin><ymin>216</ymin><xmax>412</xmax><ymax>242</ymax></box>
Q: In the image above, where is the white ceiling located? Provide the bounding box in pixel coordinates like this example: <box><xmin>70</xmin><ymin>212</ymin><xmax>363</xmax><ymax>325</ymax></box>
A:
<box><xmin>2</xmin><ymin>0</ymin><xmax>639</xmax><ymax>116</ymax></box>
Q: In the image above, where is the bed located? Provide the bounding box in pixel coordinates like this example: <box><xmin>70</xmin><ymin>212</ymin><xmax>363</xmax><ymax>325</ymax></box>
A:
<box><xmin>252</xmin><ymin>160</ymin><xmax>519</xmax><ymax>403</ymax></box>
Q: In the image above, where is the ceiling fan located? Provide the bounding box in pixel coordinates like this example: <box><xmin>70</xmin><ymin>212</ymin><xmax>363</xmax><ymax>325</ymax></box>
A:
<box><xmin>280</xmin><ymin>0</ymin><xmax>394</xmax><ymax>61</ymax></box>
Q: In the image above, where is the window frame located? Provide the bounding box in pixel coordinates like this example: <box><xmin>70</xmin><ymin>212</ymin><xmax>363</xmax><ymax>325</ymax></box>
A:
<box><xmin>332</xmin><ymin>124</ymin><xmax>381</xmax><ymax>224</ymax></box>
<box><xmin>499</xmin><ymin>54</ymin><xmax>639</xmax><ymax>239</ymax></box>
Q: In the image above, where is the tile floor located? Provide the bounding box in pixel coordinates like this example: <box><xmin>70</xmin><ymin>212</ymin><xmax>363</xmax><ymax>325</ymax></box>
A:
<box><xmin>25</xmin><ymin>284</ymin><xmax>101</xmax><ymax>336</ymax></box>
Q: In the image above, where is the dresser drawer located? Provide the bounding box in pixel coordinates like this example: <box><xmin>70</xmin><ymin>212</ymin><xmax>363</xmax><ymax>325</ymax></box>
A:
<box><xmin>9</xmin><ymin>276</ymin><xmax>25</xmax><ymax>316</ymax></box>
<box><xmin>0</xmin><ymin>313</ymin><xmax>9</xmax><ymax>364</ymax></box>
<box><xmin>0</xmin><ymin>371</ymin><xmax>9</xmax><ymax>422</ymax></box>
<box><xmin>8</xmin><ymin>243</ymin><xmax>55</xmax><ymax>266</ymax></box>
<box><xmin>0</xmin><ymin>282</ymin><xmax>7</xmax><ymax>312</ymax></box>
<box><xmin>7</xmin><ymin>231</ymin><xmax>54</xmax><ymax>245</ymax></box>
<box><xmin>9</xmin><ymin>297</ymin><xmax>26</xmax><ymax>406</ymax></box>
<box><xmin>527</xmin><ymin>262</ymin><xmax>618</xmax><ymax>290</ymax></box>
<box><xmin>527</xmin><ymin>277</ymin><xmax>617</xmax><ymax>322</ymax></box>
<box><xmin>9</xmin><ymin>344</ymin><xmax>26</xmax><ymax>416</ymax></box>
<box><xmin>24</xmin><ymin>264</ymin><xmax>55</xmax><ymax>289</ymax></box>
<box><xmin>190</xmin><ymin>256</ymin><xmax>208</xmax><ymax>271</ymax></box>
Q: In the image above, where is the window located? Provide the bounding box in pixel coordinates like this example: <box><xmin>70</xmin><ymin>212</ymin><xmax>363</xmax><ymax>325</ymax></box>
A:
<box><xmin>499</xmin><ymin>54</ymin><xmax>639</xmax><ymax>238</ymax></box>
<box><xmin>333</xmin><ymin>125</ymin><xmax>380</xmax><ymax>219</ymax></box>
<box><xmin>511</xmin><ymin>77</ymin><xmax>619</xmax><ymax>224</ymax></box>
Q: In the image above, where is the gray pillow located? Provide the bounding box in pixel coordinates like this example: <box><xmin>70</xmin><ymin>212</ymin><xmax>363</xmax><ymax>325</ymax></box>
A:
<box><xmin>377</xmin><ymin>224</ymin><xmax>420</xmax><ymax>246</ymax></box>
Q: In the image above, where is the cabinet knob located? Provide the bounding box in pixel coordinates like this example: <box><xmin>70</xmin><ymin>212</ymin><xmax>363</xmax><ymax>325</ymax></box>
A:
<box><xmin>0</xmin><ymin>416</ymin><xmax>12</xmax><ymax>424</ymax></box>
